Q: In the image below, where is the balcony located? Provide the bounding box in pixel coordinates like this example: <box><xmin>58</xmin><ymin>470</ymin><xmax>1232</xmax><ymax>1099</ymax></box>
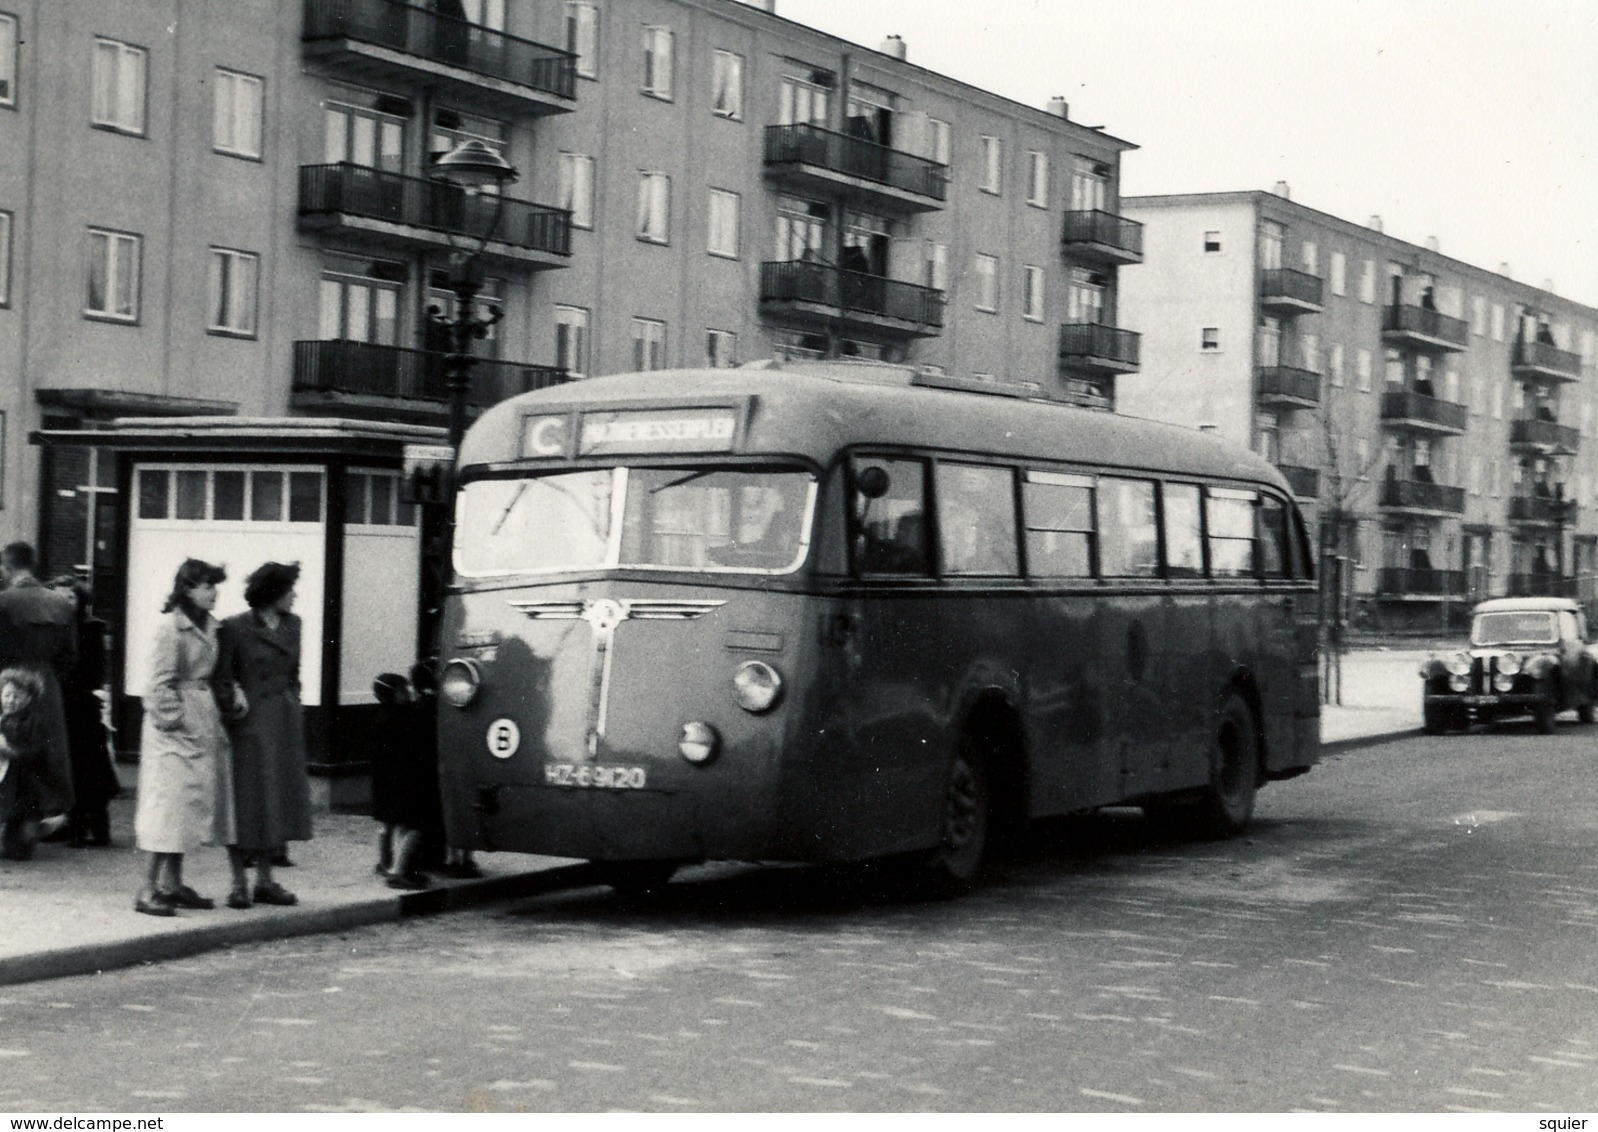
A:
<box><xmin>1059</xmin><ymin>322</ymin><xmax>1141</xmax><ymax>376</ymax></box>
<box><xmin>298</xmin><ymin>164</ymin><xmax>571</xmax><ymax>269</ymax></box>
<box><xmin>1377</xmin><ymin>567</ymin><xmax>1467</xmax><ymax>598</ymax></box>
<box><xmin>763</xmin><ymin>124</ymin><xmax>947</xmax><ymax>215</ymax></box>
<box><xmin>1379</xmin><ymin>389</ymin><xmax>1467</xmax><ymax>434</ymax></box>
<box><xmin>1059</xmin><ymin>210</ymin><xmax>1144</xmax><ymax>267</ymax></box>
<box><xmin>1259</xmin><ymin>268</ymin><xmax>1324</xmax><ymax>315</ymax></box>
<box><xmin>292</xmin><ymin>340</ymin><xmax>567</xmax><ymax>421</ymax></box>
<box><xmin>1381</xmin><ymin>304</ymin><xmax>1468</xmax><ymax>352</ymax></box>
<box><xmin>1257</xmin><ymin>365</ymin><xmax>1320</xmax><ymax>408</ymax></box>
<box><xmin>1379</xmin><ymin>477</ymin><xmax>1466</xmax><ymax>515</ymax></box>
<box><xmin>1512</xmin><ymin>338</ymin><xmax>1583</xmax><ymax>384</ymax></box>
<box><xmin>758</xmin><ymin>261</ymin><xmax>944</xmax><ymax>339</ymax></box>
<box><xmin>301</xmin><ymin>0</ymin><xmax>576</xmax><ymax>116</ymax></box>
<box><xmin>1508</xmin><ymin>494</ymin><xmax>1574</xmax><ymax>526</ymax></box>
<box><xmin>1506</xmin><ymin>573</ymin><xmax>1578</xmax><ymax>599</ymax></box>
<box><xmin>1276</xmin><ymin>464</ymin><xmax>1320</xmax><ymax>500</ymax></box>
<box><xmin>1508</xmin><ymin>417</ymin><xmax>1580</xmax><ymax>454</ymax></box>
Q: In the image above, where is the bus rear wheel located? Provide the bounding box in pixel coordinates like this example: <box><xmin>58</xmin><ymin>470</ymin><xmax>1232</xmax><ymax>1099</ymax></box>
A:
<box><xmin>915</xmin><ymin>739</ymin><xmax>992</xmax><ymax>898</ymax></box>
<box><xmin>594</xmin><ymin>860</ymin><xmax>679</xmax><ymax>897</ymax></box>
<box><xmin>1193</xmin><ymin>693</ymin><xmax>1259</xmax><ymax>839</ymax></box>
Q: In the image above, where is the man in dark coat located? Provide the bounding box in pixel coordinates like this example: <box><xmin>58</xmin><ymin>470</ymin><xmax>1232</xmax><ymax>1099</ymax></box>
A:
<box><xmin>0</xmin><ymin>542</ymin><xmax>76</xmax><ymax>858</ymax></box>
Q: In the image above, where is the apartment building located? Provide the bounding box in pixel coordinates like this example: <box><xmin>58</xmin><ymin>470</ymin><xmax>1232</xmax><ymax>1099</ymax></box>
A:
<box><xmin>0</xmin><ymin>0</ymin><xmax>1142</xmax><ymax>588</ymax></box>
<box><xmin>1118</xmin><ymin>188</ymin><xmax>1598</xmax><ymax>631</ymax></box>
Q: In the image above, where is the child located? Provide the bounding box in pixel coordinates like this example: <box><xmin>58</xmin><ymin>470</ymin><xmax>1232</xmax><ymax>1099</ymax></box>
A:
<box><xmin>0</xmin><ymin>667</ymin><xmax>49</xmax><ymax>860</ymax></box>
<box><xmin>370</xmin><ymin>671</ymin><xmax>429</xmax><ymax>890</ymax></box>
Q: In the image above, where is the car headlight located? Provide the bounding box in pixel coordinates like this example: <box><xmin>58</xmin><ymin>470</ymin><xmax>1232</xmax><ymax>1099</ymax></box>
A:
<box><xmin>1495</xmin><ymin>652</ymin><xmax>1521</xmax><ymax>676</ymax></box>
<box><xmin>1447</xmin><ymin>652</ymin><xmax>1472</xmax><ymax>676</ymax></box>
<box><xmin>678</xmin><ymin>721</ymin><xmax>719</xmax><ymax>764</ymax></box>
<box><xmin>440</xmin><ymin>659</ymin><xmax>481</xmax><ymax>708</ymax></box>
<box><xmin>1449</xmin><ymin>674</ymin><xmax>1470</xmax><ymax>692</ymax></box>
<box><xmin>1494</xmin><ymin>674</ymin><xmax>1517</xmax><ymax>693</ymax></box>
<box><xmin>732</xmin><ymin>660</ymin><xmax>783</xmax><ymax>713</ymax></box>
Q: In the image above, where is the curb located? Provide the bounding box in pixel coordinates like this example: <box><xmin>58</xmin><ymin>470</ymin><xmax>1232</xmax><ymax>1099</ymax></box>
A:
<box><xmin>1319</xmin><ymin>727</ymin><xmax>1425</xmax><ymax>758</ymax></box>
<box><xmin>0</xmin><ymin>862</ymin><xmax>596</xmax><ymax>989</ymax></box>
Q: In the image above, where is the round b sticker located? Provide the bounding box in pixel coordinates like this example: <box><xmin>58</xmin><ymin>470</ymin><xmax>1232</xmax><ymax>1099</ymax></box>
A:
<box><xmin>486</xmin><ymin>718</ymin><xmax>521</xmax><ymax>759</ymax></box>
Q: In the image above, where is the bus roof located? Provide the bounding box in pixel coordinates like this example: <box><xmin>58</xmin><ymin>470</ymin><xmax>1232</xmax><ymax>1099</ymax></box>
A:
<box><xmin>461</xmin><ymin>360</ymin><xmax>1290</xmax><ymax>492</ymax></box>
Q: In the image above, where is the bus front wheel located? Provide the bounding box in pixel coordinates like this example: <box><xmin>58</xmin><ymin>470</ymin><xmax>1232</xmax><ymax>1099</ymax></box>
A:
<box><xmin>1193</xmin><ymin>693</ymin><xmax>1259</xmax><ymax>839</ymax></box>
<box><xmin>916</xmin><ymin>739</ymin><xmax>992</xmax><ymax>898</ymax></box>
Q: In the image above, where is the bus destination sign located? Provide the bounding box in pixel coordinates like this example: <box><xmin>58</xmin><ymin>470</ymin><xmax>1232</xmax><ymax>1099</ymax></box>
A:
<box><xmin>521</xmin><ymin>407</ymin><xmax>740</xmax><ymax>459</ymax></box>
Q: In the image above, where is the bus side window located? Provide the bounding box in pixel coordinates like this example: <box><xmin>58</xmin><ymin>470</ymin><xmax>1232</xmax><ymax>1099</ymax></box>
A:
<box><xmin>1162</xmin><ymin>482</ymin><xmax>1204</xmax><ymax>578</ymax></box>
<box><xmin>853</xmin><ymin>456</ymin><xmax>930</xmax><ymax>574</ymax></box>
<box><xmin>1099</xmin><ymin>477</ymin><xmax>1160</xmax><ymax>578</ymax></box>
<box><xmin>1258</xmin><ymin>494</ymin><xmax>1290</xmax><ymax>578</ymax></box>
<box><xmin>936</xmin><ymin>462</ymin><xmax>1019</xmax><ymax>576</ymax></box>
<box><xmin>1022</xmin><ymin>469</ymin><xmax>1094</xmax><ymax>577</ymax></box>
<box><xmin>1207</xmin><ymin>488</ymin><xmax>1257</xmax><ymax>578</ymax></box>
<box><xmin>1292</xmin><ymin>506</ymin><xmax>1316</xmax><ymax>582</ymax></box>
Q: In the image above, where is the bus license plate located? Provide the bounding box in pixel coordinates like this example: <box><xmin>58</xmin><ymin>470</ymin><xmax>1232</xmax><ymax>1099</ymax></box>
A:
<box><xmin>543</xmin><ymin>763</ymin><xmax>647</xmax><ymax>790</ymax></box>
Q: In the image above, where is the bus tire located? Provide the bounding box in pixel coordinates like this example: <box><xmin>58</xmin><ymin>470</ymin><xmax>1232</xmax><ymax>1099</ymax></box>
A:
<box><xmin>1533</xmin><ymin>696</ymin><xmax>1557</xmax><ymax>735</ymax></box>
<box><xmin>916</xmin><ymin>737</ymin><xmax>992</xmax><ymax>899</ymax></box>
<box><xmin>1193</xmin><ymin>693</ymin><xmax>1259</xmax><ymax>839</ymax></box>
<box><xmin>595</xmin><ymin>860</ymin><xmax>679</xmax><ymax>897</ymax></box>
<box><xmin>1422</xmin><ymin>702</ymin><xmax>1448</xmax><ymax>735</ymax></box>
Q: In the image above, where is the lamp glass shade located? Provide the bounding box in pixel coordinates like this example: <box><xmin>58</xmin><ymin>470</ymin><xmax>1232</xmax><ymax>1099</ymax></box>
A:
<box><xmin>428</xmin><ymin>139</ymin><xmax>519</xmax><ymax>191</ymax></box>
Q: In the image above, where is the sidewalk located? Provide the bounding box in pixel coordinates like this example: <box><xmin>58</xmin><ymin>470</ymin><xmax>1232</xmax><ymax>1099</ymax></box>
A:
<box><xmin>1</xmin><ymin>647</ymin><xmax>1431</xmax><ymax>988</ymax></box>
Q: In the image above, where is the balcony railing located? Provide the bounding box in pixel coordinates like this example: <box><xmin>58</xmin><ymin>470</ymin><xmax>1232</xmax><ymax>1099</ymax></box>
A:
<box><xmin>1276</xmin><ymin>464</ymin><xmax>1320</xmax><ymax>499</ymax></box>
<box><xmin>759</xmin><ymin>261</ymin><xmax>945</xmax><ymax>331</ymax></box>
<box><xmin>1377</xmin><ymin>567</ymin><xmax>1466</xmax><ymax>597</ymax></box>
<box><xmin>1508</xmin><ymin>494</ymin><xmax>1574</xmax><ymax>525</ymax></box>
<box><xmin>763</xmin><ymin>123</ymin><xmax>948</xmax><ymax>206</ymax></box>
<box><xmin>1381</xmin><ymin>303</ymin><xmax>1468</xmax><ymax>350</ymax></box>
<box><xmin>1506</xmin><ymin>573</ymin><xmax>1578</xmax><ymax>598</ymax></box>
<box><xmin>298</xmin><ymin>164</ymin><xmax>571</xmax><ymax>259</ymax></box>
<box><xmin>302</xmin><ymin>0</ymin><xmax>576</xmax><ymax>104</ymax></box>
<box><xmin>1257</xmin><ymin>365</ymin><xmax>1321</xmax><ymax>406</ymax></box>
<box><xmin>1059</xmin><ymin>322</ymin><xmax>1141</xmax><ymax>374</ymax></box>
<box><xmin>293</xmin><ymin>340</ymin><xmax>567</xmax><ymax>410</ymax></box>
<box><xmin>1059</xmin><ymin>210</ymin><xmax>1144</xmax><ymax>265</ymax></box>
<box><xmin>1259</xmin><ymin>267</ymin><xmax>1324</xmax><ymax>313</ymax></box>
<box><xmin>1379</xmin><ymin>389</ymin><xmax>1468</xmax><ymax>433</ymax></box>
<box><xmin>1512</xmin><ymin>338</ymin><xmax>1583</xmax><ymax>383</ymax></box>
<box><xmin>1379</xmin><ymin>477</ymin><xmax>1466</xmax><ymax>514</ymax></box>
<box><xmin>1508</xmin><ymin>417</ymin><xmax>1581</xmax><ymax>452</ymax></box>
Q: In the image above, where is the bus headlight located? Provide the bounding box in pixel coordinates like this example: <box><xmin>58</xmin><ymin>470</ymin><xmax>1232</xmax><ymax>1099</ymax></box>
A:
<box><xmin>678</xmin><ymin>721</ymin><xmax>719</xmax><ymax>764</ymax></box>
<box><xmin>1447</xmin><ymin>652</ymin><xmax>1472</xmax><ymax>676</ymax></box>
<box><xmin>440</xmin><ymin>659</ymin><xmax>481</xmax><ymax>708</ymax></box>
<box><xmin>732</xmin><ymin>660</ymin><xmax>783</xmax><ymax>713</ymax></box>
<box><xmin>1494</xmin><ymin>674</ymin><xmax>1517</xmax><ymax>693</ymax></box>
<box><xmin>1496</xmin><ymin>652</ymin><xmax>1522</xmax><ymax>677</ymax></box>
<box><xmin>1449</xmin><ymin>674</ymin><xmax>1470</xmax><ymax>692</ymax></box>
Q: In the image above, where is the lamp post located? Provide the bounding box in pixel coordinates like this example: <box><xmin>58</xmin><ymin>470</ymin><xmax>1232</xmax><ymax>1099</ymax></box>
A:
<box><xmin>425</xmin><ymin>138</ymin><xmax>519</xmax><ymax>452</ymax></box>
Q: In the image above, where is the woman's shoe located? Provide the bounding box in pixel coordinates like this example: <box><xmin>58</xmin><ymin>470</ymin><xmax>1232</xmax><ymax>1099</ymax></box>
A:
<box><xmin>159</xmin><ymin>885</ymin><xmax>215</xmax><ymax>910</ymax></box>
<box><xmin>134</xmin><ymin>893</ymin><xmax>176</xmax><ymax>917</ymax></box>
<box><xmin>439</xmin><ymin>860</ymin><xmax>484</xmax><ymax>880</ymax></box>
<box><xmin>385</xmin><ymin>871</ymin><xmax>431</xmax><ymax>891</ymax></box>
<box><xmin>253</xmin><ymin>882</ymin><xmax>298</xmax><ymax>906</ymax></box>
<box><xmin>226</xmin><ymin>886</ymin><xmax>252</xmax><ymax>910</ymax></box>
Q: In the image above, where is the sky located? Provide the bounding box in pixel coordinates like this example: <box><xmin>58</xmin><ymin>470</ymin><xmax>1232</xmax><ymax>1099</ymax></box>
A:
<box><xmin>777</xmin><ymin>0</ymin><xmax>1598</xmax><ymax>308</ymax></box>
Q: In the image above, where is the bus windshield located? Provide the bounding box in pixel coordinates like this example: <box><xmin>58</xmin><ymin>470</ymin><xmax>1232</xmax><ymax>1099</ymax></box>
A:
<box><xmin>1471</xmin><ymin>611</ymin><xmax>1558</xmax><ymax>647</ymax></box>
<box><xmin>455</xmin><ymin>465</ymin><xmax>815</xmax><ymax>577</ymax></box>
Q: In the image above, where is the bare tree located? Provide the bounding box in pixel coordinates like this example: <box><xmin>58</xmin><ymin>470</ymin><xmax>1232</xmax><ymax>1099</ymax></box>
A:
<box><xmin>1315</xmin><ymin>396</ymin><xmax>1383</xmax><ymax>705</ymax></box>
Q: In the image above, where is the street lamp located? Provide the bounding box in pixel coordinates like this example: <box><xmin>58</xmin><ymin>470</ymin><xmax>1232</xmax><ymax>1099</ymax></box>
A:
<box><xmin>425</xmin><ymin>138</ymin><xmax>519</xmax><ymax>452</ymax></box>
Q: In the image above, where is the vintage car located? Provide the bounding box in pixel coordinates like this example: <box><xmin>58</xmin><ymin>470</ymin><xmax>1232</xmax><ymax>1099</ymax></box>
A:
<box><xmin>1420</xmin><ymin>597</ymin><xmax>1598</xmax><ymax>733</ymax></box>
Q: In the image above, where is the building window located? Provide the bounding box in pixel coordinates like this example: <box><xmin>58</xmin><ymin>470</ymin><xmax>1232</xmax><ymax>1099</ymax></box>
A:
<box><xmin>207</xmin><ymin>248</ymin><xmax>258</xmax><ymax>337</ymax></box>
<box><xmin>1026</xmin><ymin>151</ymin><xmax>1048</xmax><ymax>207</ymax></box>
<box><xmin>924</xmin><ymin>241</ymin><xmax>948</xmax><ymax>292</ymax></box>
<box><xmin>1301</xmin><ymin>241</ymin><xmax>1318</xmax><ymax>275</ymax></box>
<box><xmin>213</xmin><ymin>68</ymin><xmax>263</xmax><ymax>159</ymax></box>
<box><xmin>1359</xmin><ymin>259</ymin><xmax>1375</xmax><ymax>304</ymax></box>
<box><xmin>1302</xmin><ymin>333</ymin><xmax>1319</xmax><ymax>372</ymax></box>
<box><xmin>1384</xmin><ymin>347</ymin><xmax>1404</xmax><ymax>386</ymax></box>
<box><xmin>642</xmin><ymin>26</ymin><xmax>673</xmax><ymax>100</ymax></box>
<box><xmin>92</xmin><ymin>38</ymin><xmax>147</xmax><ymax>135</ymax></box>
<box><xmin>632</xmin><ymin>318</ymin><xmax>667</xmax><ymax>371</ymax></box>
<box><xmin>1070</xmin><ymin>158</ymin><xmax>1108</xmax><ymax>212</ymax></box>
<box><xmin>1492</xmin><ymin>380</ymin><xmax>1504</xmax><ymax>420</ymax></box>
<box><xmin>711</xmin><ymin>50</ymin><xmax>742</xmax><ymax>119</ymax></box>
<box><xmin>566</xmin><ymin>2</ymin><xmax>598</xmax><ymax>79</ymax></box>
<box><xmin>1201</xmin><ymin>327</ymin><xmax>1220</xmax><ymax>352</ymax></box>
<box><xmin>1330</xmin><ymin>252</ymin><xmax>1346</xmax><ymax>296</ymax></box>
<box><xmin>779</xmin><ymin>76</ymin><xmax>829</xmax><ymax>126</ymax></box>
<box><xmin>1328</xmin><ymin>343</ymin><xmax>1344</xmax><ymax>386</ymax></box>
<box><xmin>560</xmin><ymin>152</ymin><xmax>594</xmax><ymax>229</ymax></box>
<box><xmin>554</xmin><ymin>305</ymin><xmax>588</xmax><ymax>378</ymax></box>
<box><xmin>0</xmin><ymin>210</ymin><xmax>10</xmax><ymax>308</ymax></box>
<box><xmin>974</xmin><ymin>253</ymin><xmax>999</xmax><ymax>311</ymax></box>
<box><xmin>1356</xmin><ymin>348</ymin><xmax>1372</xmax><ymax>391</ymax></box>
<box><xmin>707</xmin><ymin>188</ymin><xmax>740</xmax><ymax>258</ymax></box>
<box><xmin>1491</xmin><ymin>303</ymin><xmax>1505</xmax><ymax>341</ymax></box>
<box><xmin>929</xmin><ymin>118</ymin><xmax>951</xmax><ymax>170</ymax></box>
<box><xmin>637</xmin><ymin>172</ymin><xmax>670</xmax><ymax>244</ymax></box>
<box><xmin>318</xmin><ymin>254</ymin><xmax>402</xmax><ymax>343</ymax></box>
<box><xmin>325</xmin><ymin>98</ymin><xmax>405</xmax><ymax>171</ymax></box>
<box><xmin>86</xmin><ymin>228</ymin><xmax>140</xmax><ymax>322</ymax></box>
<box><xmin>706</xmin><ymin>329</ymin><xmax>736</xmax><ymax>368</ymax></box>
<box><xmin>1023</xmin><ymin>265</ymin><xmax>1045</xmax><ymax>322</ymax></box>
<box><xmin>0</xmin><ymin>13</ymin><xmax>16</xmax><ymax>108</ymax></box>
<box><xmin>979</xmin><ymin>135</ymin><xmax>1002</xmax><ymax>195</ymax></box>
<box><xmin>1472</xmin><ymin>295</ymin><xmax>1487</xmax><ymax>336</ymax></box>
<box><xmin>1203</xmin><ymin>230</ymin><xmax>1222</xmax><ymax>253</ymax></box>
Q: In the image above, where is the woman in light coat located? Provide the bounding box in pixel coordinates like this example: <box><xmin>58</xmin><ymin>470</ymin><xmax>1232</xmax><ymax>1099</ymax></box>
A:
<box><xmin>132</xmin><ymin>559</ymin><xmax>235</xmax><ymax>917</ymax></box>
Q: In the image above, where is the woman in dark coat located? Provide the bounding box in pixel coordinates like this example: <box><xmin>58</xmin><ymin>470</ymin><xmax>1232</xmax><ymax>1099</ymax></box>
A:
<box><xmin>50</xmin><ymin>577</ymin><xmax>121</xmax><ymax>847</ymax></box>
<box><xmin>214</xmin><ymin>562</ymin><xmax>312</xmax><ymax>909</ymax></box>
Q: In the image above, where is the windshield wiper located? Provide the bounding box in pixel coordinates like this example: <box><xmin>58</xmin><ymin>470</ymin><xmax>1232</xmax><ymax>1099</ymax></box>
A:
<box><xmin>649</xmin><ymin>469</ymin><xmax>719</xmax><ymax>494</ymax></box>
<box><xmin>490</xmin><ymin>481</ymin><xmax>530</xmax><ymax>536</ymax></box>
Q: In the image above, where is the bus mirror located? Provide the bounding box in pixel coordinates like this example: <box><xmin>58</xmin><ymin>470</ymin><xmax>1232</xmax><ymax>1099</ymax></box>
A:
<box><xmin>856</xmin><ymin>466</ymin><xmax>890</xmax><ymax>500</ymax></box>
<box><xmin>402</xmin><ymin>443</ymin><xmax>456</xmax><ymax>505</ymax></box>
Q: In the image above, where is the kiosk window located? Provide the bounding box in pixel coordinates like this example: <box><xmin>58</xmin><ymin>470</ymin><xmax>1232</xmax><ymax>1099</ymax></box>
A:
<box><xmin>1023</xmin><ymin>470</ymin><xmax>1093</xmax><ymax>577</ymax></box>
<box><xmin>1100</xmin><ymin>477</ymin><xmax>1159</xmax><ymax>577</ymax></box>
<box><xmin>937</xmin><ymin>463</ymin><xmax>1018</xmax><ymax>576</ymax></box>
<box><xmin>854</xmin><ymin>457</ymin><xmax>929</xmax><ymax>574</ymax></box>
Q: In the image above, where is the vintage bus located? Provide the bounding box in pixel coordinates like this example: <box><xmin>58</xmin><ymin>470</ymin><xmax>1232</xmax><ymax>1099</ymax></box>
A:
<box><xmin>435</xmin><ymin>360</ymin><xmax>1320</xmax><ymax>894</ymax></box>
